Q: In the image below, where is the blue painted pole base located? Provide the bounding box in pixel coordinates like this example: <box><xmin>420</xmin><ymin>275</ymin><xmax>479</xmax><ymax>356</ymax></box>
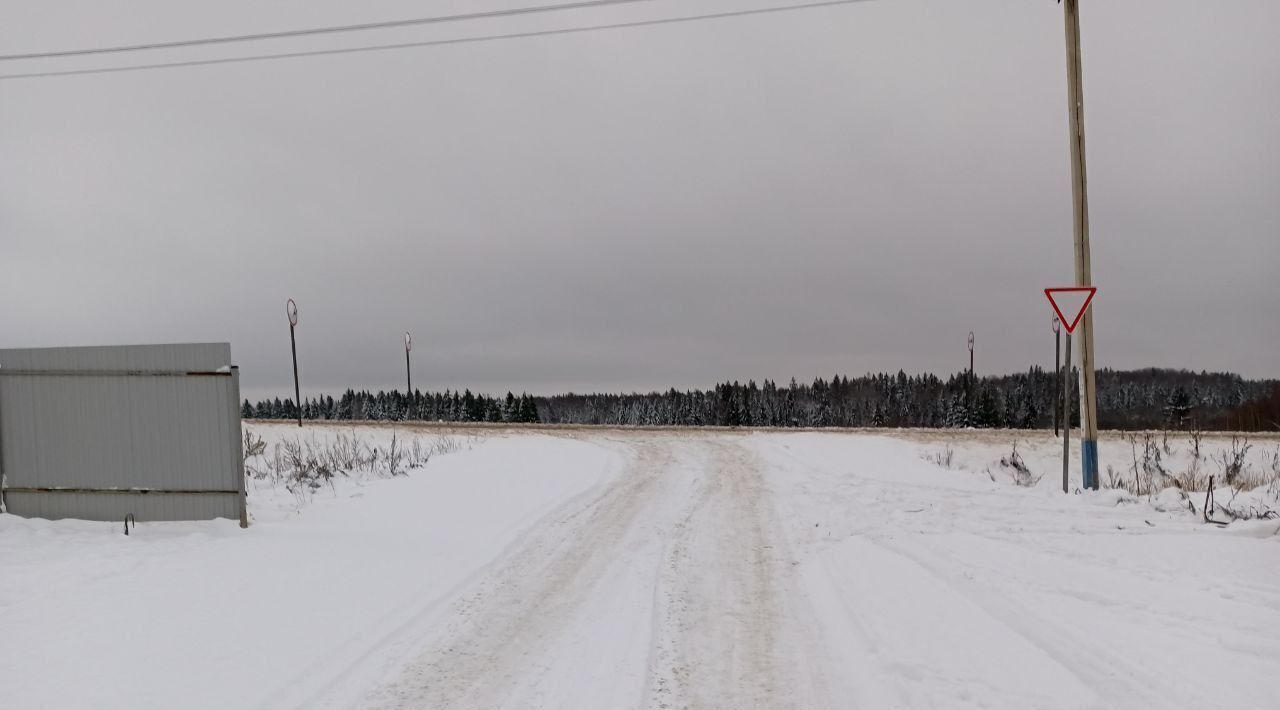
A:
<box><xmin>1082</xmin><ymin>439</ymin><xmax>1099</xmax><ymax>490</ymax></box>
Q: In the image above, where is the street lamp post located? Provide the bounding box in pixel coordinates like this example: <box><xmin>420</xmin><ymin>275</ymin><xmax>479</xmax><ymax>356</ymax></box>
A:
<box><xmin>404</xmin><ymin>331</ymin><xmax>413</xmax><ymax>395</ymax></box>
<box><xmin>287</xmin><ymin>298</ymin><xmax>301</xmax><ymax>428</ymax></box>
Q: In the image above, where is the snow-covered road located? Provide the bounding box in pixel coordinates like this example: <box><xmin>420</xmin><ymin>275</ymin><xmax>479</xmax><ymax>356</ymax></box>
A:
<box><xmin>3</xmin><ymin>426</ymin><xmax>1277</xmax><ymax>709</ymax></box>
<box><xmin>359</xmin><ymin>435</ymin><xmax>821</xmax><ymax>710</ymax></box>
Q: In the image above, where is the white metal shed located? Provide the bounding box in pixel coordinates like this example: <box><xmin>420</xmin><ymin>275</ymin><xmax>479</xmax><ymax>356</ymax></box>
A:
<box><xmin>0</xmin><ymin>343</ymin><xmax>248</xmax><ymax>525</ymax></box>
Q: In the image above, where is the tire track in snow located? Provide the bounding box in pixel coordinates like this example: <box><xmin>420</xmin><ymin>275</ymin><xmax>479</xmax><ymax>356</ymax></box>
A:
<box><xmin>645</xmin><ymin>437</ymin><xmax>825</xmax><ymax>710</ymax></box>
<box><xmin>746</xmin><ymin>434</ymin><xmax>1248</xmax><ymax>710</ymax></box>
<box><xmin>359</xmin><ymin>439</ymin><xmax>685</xmax><ymax>709</ymax></box>
<box><xmin>358</xmin><ymin>433</ymin><xmax>832</xmax><ymax>710</ymax></box>
<box><xmin>871</xmin><ymin>534</ymin><xmax>1228</xmax><ymax>710</ymax></box>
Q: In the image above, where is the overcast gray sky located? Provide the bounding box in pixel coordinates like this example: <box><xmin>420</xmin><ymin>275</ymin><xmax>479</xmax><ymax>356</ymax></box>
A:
<box><xmin>2</xmin><ymin>0</ymin><xmax>1277</xmax><ymax>401</ymax></box>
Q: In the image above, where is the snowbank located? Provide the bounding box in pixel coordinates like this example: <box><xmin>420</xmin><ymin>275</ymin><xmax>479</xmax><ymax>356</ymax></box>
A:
<box><xmin>745</xmin><ymin>431</ymin><xmax>1280</xmax><ymax>709</ymax></box>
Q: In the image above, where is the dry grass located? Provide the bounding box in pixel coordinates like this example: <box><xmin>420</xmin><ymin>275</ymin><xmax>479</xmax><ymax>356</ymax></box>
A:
<box><xmin>242</xmin><ymin>428</ymin><xmax>464</xmax><ymax>501</ymax></box>
<box><xmin>922</xmin><ymin>445</ymin><xmax>955</xmax><ymax>469</ymax></box>
<box><xmin>1100</xmin><ymin>433</ymin><xmax>1276</xmax><ymax>496</ymax></box>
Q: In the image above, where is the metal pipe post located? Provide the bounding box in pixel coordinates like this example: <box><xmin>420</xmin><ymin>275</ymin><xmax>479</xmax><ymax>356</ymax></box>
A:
<box><xmin>1062</xmin><ymin>331</ymin><xmax>1072</xmax><ymax>493</ymax></box>
<box><xmin>1053</xmin><ymin>317</ymin><xmax>1061</xmax><ymax>436</ymax></box>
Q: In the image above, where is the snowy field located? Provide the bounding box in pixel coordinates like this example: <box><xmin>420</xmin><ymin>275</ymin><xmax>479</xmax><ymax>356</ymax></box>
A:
<box><xmin>2</xmin><ymin>423</ymin><xmax>1278</xmax><ymax>709</ymax></box>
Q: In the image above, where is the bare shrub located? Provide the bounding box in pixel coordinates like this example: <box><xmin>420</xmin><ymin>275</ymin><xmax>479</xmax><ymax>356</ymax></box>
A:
<box><xmin>436</xmin><ymin>435</ymin><xmax>464</xmax><ymax>455</ymax></box>
<box><xmin>279</xmin><ymin>438</ymin><xmax>336</xmax><ymax>494</ymax></box>
<box><xmin>1161</xmin><ymin>430</ymin><xmax>1175</xmax><ymax>457</ymax></box>
<box><xmin>1187</xmin><ymin>428</ymin><xmax>1204</xmax><ymax>461</ymax></box>
<box><xmin>1171</xmin><ymin>466</ymin><xmax>1209</xmax><ymax>493</ymax></box>
<box><xmin>1267</xmin><ymin>450</ymin><xmax>1280</xmax><ymax>500</ymax></box>
<box><xmin>1106</xmin><ymin>465</ymin><xmax>1124</xmax><ymax>490</ymax></box>
<box><xmin>241</xmin><ymin>430</ymin><xmax>470</xmax><ymax>500</ymax></box>
<box><xmin>1126</xmin><ymin>434</ymin><xmax>1143</xmax><ymax>494</ymax></box>
<box><xmin>1141</xmin><ymin>433</ymin><xmax>1167</xmax><ymax>479</ymax></box>
<box><xmin>1216</xmin><ymin>486</ymin><xmax>1279</xmax><ymax>521</ymax></box>
<box><xmin>242</xmin><ymin>430</ymin><xmax>271</xmax><ymax>481</ymax></box>
<box><xmin>325</xmin><ymin>430</ymin><xmax>370</xmax><ymax>471</ymax></box>
<box><xmin>923</xmin><ymin>445</ymin><xmax>955</xmax><ymax>469</ymax></box>
<box><xmin>408</xmin><ymin>438</ymin><xmax>427</xmax><ymax>469</ymax></box>
<box><xmin>1112</xmin><ymin>434</ymin><xmax>1272</xmax><ymax>496</ymax></box>
<box><xmin>385</xmin><ymin>433</ymin><xmax>406</xmax><ymax>477</ymax></box>
<box><xmin>402</xmin><ymin>435</ymin><xmax>460</xmax><ymax>469</ymax></box>
<box><xmin>1214</xmin><ymin>436</ymin><xmax>1252</xmax><ymax>487</ymax></box>
<box><xmin>1000</xmin><ymin>442</ymin><xmax>1041</xmax><ymax>487</ymax></box>
<box><xmin>1115</xmin><ymin>432</ymin><xmax>1173</xmax><ymax>495</ymax></box>
<box><xmin>1166</xmin><ymin>427</ymin><xmax>1208</xmax><ymax>492</ymax></box>
<box><xmin>1112</xmin><ymin>433</ymin><xmax>1203</xmax><ymax>495</ymax></box>
<box><xmin>243</xmin><ymin>430</ymin><xmax>267</xmax><ymax>458</ymax></box>
<box><xmin>1125</xmin><ymin>432</ymin><xmax>1189</xmax><ymax>494</ymax></box>
<box><xmin>1198</xmin><ymin>474</ymin><xmax>1278</xmax><ymax>523</ymax></box>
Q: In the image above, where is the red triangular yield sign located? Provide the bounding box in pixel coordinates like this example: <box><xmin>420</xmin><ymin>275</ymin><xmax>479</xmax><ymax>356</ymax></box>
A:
<box><xmin>1045</xmin><ymin>287</ymin><xmax>1097</xmax><ymax>334</ymax></box>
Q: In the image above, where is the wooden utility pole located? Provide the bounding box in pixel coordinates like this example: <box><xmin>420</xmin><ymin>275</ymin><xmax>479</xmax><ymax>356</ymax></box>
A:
<box><xmin>1063</xmin><ymin>0</ymin><xmax>1099</xmax><ymax>489</ymax></box>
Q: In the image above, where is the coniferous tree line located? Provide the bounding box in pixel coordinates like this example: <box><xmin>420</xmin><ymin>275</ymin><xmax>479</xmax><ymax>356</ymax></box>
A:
<box><xmin>242</xmin><ymin>368</ymin><xmax>1278</xmax><ymax>431</ymax></box>
<box><xmin>243</xmin><ymin>389</ymin><xmax>540</xmax><ymax>424</ymax></box>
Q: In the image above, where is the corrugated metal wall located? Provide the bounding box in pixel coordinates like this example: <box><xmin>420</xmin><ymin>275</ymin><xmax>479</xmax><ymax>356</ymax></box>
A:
<box><xmin>0</xmin><ymin>344</ymin><xmax>247</xmax><ymax>524</ymax></box>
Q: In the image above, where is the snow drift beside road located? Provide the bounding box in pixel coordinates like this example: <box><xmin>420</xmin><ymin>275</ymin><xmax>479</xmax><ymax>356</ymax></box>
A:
<box><xmin>745</xmin><ymin>432</ymin><xmax>1280</xmax><ymax>709</ymax></box>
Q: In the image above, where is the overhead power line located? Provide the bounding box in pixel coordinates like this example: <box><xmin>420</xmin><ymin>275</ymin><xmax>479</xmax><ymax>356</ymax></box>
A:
<box><xmin>0</xmin><ymin>0</ymin><xmax>665</xmax><ymax>61</ymax></box>
<box><xmin>0</xmin><ymin>0</ymin><xmax>871</xmax><ymax>81</ymax></box>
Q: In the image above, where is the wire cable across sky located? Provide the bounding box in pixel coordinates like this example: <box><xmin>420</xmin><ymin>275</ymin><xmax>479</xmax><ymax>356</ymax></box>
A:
<box><xmin>0</xmin><ymin>0</ymin><xmax>667</xmax><ymax>61</ymax></box>
<box><xmin>0</xmin><ymin>0</ymin><xmax>872</xmax><ymax>81</ymax></box>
